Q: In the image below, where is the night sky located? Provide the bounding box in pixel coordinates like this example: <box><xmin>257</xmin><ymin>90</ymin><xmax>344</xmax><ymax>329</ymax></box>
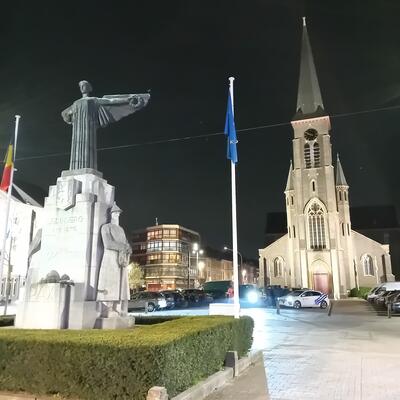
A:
<box><xmin>1</xmin><ymin>0</ymin><xmax>400</xmax><ymax>259</ymax></box>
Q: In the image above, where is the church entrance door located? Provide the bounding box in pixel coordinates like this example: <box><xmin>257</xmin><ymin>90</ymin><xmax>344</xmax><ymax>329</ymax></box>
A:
<box><xmin>313</xmin><ymin>273</ymin><xmax>330</xmax><ymax>294</ymax></box>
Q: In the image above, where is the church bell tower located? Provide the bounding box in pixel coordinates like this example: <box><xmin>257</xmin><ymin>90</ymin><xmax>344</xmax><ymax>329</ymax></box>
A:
<box><xmin>288</xmin><ymin>18</ymin><xmax>346</xmax><ymax>298</ymax></box>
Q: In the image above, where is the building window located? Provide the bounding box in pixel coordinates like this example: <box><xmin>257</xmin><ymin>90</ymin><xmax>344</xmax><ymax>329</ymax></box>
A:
<box><xmin>304</xmin><ymin>143</ymin><xmax>311</xmax><ymax>168</ymax></box>
<box><xmin>362</xmin><ymin>255</ymin><xmax>374</xmax><ymax>276</ymax></box>
<box><xmin>293</xmin><ymin>225</ymin><xmax>296</xmax><ymax>238</ymax></box>
<box><xmin>344</xmin><ymin>192</ymin><xmax>347</xmax><ymax>201</ymax></box>
<box><xmin>347</xmin><ymin>223</ymin><xmax>350</xmax><ymax>236</ymax></box>
<box><xmin>339</xmin><ymin>191</ymin><xmax>342</xmax><ymax>201</ymax></box>
<box><xmin>311</xmin><ymin>180</ymin><xmax>316</xmax><ymax>192</ymax></box>
<box><xmin>313</xmin><ymin>143</ymin><xmax>320</xmax><ymax>167</ymax></box>
<box><xmin>304</xmin><ymin>142</ymin><xmax>320</xmax><ymax>169</ymax></box>
<box><xmin>307</xmin><ymin>202</ymin><xmax>327</xmax><ymax>250</ymax></box>
<box><xmin>273</xmin><ymin>257</ymin><xmax>283</xmax><ymax>277</ymax></box>
<box><xmin>288</xmin><ymin>226</ymin><xmax>291</xmax><ymax>238</ymax></box>
<box><xmin>291</xmin><ymin>196</ymin><xmax>294</xmax><ymax>205</ymax></box>
<box><xmin>342</xmin><ymin>223</ymin><xmax>345</xmax><ymax>236</ymax></box>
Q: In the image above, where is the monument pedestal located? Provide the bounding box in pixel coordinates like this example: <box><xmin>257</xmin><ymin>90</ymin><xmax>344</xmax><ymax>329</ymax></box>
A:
<box><xmin>16</xmin><ymin>169</ymin><xmax>132</xmax><ymax>330</ymax></box>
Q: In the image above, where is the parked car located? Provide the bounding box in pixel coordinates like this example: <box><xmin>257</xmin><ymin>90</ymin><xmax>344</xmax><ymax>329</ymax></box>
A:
<box><xmin>391</xmin><ymin>293</ymin><xmax>400</xmax><ymax>313</ymax></box>
<box><xmin>159</xmin><ymin>290</ymin><xmax>188</xmax><ymax>309</ymax></box>
<box><xmin>239</xmin><ymin>284</ymin><xmax>263</xmax><ymax>305</ymax></box>
<box><xmin>370</xmin><ymin>282</ymin><xmax>400</xmax><ymax>304</ymax></box>
<box><xmin>366</xmin><ymin>285</ymin><xmax>384</xmax><ymax>302</ymax></box>
<box><xmin>128</xmin><ymin>291</ymin><xmax>167</xmax><ymax>312</ymax></box>
<box><xmin>202</xmin><ymin>280</ymin><xmax>232</xmax><ymax>300</ymax></box>
<box><xmin>384</xmin><ymin>290</ymin><xmax>400</xmax><ymax>307</ymax></box>
<box><xmin>279</xmin><ymin>289</ymin><xmax>329</xmax><ymax>309</ymax></box>
<box><xmin>181</xmin><ymin>289</ymin><xmax>213</xmax><ymax>306</ymax></box>
<box><xmin>262</xmin><ymin>286</ymin><xmax>291</xmax><ymax>306</ymax></box>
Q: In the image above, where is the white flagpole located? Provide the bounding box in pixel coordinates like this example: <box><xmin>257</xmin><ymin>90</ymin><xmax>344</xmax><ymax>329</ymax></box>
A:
<box><xmin>0</xmin><ymin>115</ymin><xmax>21</xmax><ymax>291</ymax></box>
<box><xmin>228</xmin><ymin>77</ymin><xmax>240</xmax><ymax>319</ymax></box>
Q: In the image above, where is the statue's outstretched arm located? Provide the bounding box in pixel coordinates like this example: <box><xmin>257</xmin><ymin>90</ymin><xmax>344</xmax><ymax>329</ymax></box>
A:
<box><xmin>61</xmin><ymin>105</ymin><xmax>73</xmax><ymax>124</ymax></box>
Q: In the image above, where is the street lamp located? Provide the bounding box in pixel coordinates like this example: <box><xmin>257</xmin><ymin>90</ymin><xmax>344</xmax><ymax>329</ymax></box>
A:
<box><xmin>223</xmin><ymin>246</ymin><xmax>243</xmax><ymax>283</ymax></box>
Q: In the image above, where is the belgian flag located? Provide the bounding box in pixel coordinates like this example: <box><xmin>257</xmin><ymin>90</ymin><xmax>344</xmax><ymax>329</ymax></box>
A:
<box><xmin>0</xmin><ymin>144</ymin><xmax>13</xmax><ymax>192</ymax></box>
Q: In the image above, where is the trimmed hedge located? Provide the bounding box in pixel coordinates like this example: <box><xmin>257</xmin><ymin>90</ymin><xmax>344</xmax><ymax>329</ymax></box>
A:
<box><xmin>349</xmin><ymin>287</ymin><xmax>371</xmax><ymax>299</ymax></box>
<box><xmin>0</xmin><ymin>315</ymin><xmax>253</xmax><ymax>400</ymax></box>
<box><xmin>134</xmin><ymin>315</ymin><xmax>182</xmax><ymax>325</ymax></box>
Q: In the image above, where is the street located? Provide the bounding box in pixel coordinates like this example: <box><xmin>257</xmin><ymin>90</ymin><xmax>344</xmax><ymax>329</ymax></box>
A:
<box><xmin>131</xmin><ymin>299</ymin><xmax>400</xmax><ymax>399</ymax></box>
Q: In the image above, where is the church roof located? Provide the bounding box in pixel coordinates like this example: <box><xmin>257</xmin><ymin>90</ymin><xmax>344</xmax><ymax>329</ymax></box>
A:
<box><xmin>336</xmin><ymin>155</ymin><xmax>348</xmax><ymax>186</ymax></box>
<box><xmin>293</xmin><ymin>17</ymin><xmax>326</xmax><ymax>120</ymax></box>
<box><xmin>285</xmin><ymin>161</ymin><xmax>294</xmax><ymax>191</ymax></box>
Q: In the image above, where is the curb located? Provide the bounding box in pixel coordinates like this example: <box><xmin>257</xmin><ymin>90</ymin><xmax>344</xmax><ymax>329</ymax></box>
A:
<box><xmin>148</xmin><ymin>350</ymin><xmax>264</xmax><ymax>400</ymax></box>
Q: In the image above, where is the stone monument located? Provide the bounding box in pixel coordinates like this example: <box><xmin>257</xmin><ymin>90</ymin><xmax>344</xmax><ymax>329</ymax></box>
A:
<box><xmin>16</xmin><ymin>81</ymin><xmax>150</xmax><ymax>329</ymax></box>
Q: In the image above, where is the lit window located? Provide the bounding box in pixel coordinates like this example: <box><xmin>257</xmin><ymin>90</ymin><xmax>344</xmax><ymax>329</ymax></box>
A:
<box><xmin>273</xmin><ymin>257</ymin><xmax>283</xmax><ymax>277</ymax></box>
<box><xmin>307</xmin><ymin>202</ymin><xmax>327</xmax><ymax>250</ymax></box>
<box><xmin>362</xmin><ymin>255</ymin><xmax>374</xmax><ymax>276</ymax></box>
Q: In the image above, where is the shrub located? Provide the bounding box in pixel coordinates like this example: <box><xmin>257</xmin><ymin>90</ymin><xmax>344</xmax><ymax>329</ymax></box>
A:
<box><xmin>0</xmin><ymin>315</ymin><xmax>253</xmax><ymax>400</ymax></box>
<box><xmin>0</xmin><ymin>315</ymin><xmax>14</xmax><ymax>327</ymax></box>
<box><xmin>349</xmin><ymin>287</ymin><xmax>371</xmax><ymax>299</ymax></box>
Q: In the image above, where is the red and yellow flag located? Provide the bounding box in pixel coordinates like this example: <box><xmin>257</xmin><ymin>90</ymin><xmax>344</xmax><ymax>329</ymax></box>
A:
<box><xmin>0</xmin><ymin>145</ymin><xmax>13</xmax><ymax>192</ymax></box>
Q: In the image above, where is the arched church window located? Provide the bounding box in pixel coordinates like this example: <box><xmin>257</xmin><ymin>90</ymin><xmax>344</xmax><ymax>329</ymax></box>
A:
<box><xmin>362</xmin><ymin>255</ymin><xmax>374</xmax><ymax>276</ymax></box>
<box><xmin>313</xmin><ymin>142</ymin><xmax>320</xmax><ymax>167</ymax></box>
<box><xmin>344</xmin><ymin>192</ymin><xmax>347</xmax><ymax>201</ymax></box>
<box><xmin>339</xmin><ymin>191</ymin><xmax>342</xmax><ymax>201</ymax></box>
<box><xmin>304</xmin><ymin>143</ymin><xmax>311</xmax><ymax>168</ymax></box>
<box><xmin>273</xmin><ymin>257</ymin><xmax>283</xmax><ymax>277</ymax></box>
<box><xmin>347</xmin><ymin>223</ymin><xmax>350</xmax><ymax>236</ymax></box>
<box><xmin>342</xmin><ymin>223</ymin><xmax>345</xmax><ymax>236</ymax></box>
<box><xmin>307</xmin><ymin>202</ymin><xmax>327</xmax><ymax>250</ymax></box>
<box><xmin>293</xmin><ymin>225</ymin><xmax>296</xmax><ymax>238</ymax></box>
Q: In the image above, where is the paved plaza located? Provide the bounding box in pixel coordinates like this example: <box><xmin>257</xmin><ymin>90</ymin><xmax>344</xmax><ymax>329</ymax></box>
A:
<box><xmin>131</xmin><ymin>299</ymin><xmax>400</xmax><ymax>399</ymax></box>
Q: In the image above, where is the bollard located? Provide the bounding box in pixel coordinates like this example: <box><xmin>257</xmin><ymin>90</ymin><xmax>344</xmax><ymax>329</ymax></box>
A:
<box><xmin>276</xmin><ymin>299</ymin><xmax>280</xmax><ymax>315</ymax></box>
<box><xmin>328</xmin><ymin>302</ymin><xmax>333</xmax><ymax>316</ymax></box>
<box><xmin>387</xmin><ymin>303</ymin><xmax>392</xmax><ymax>319</ymax></box>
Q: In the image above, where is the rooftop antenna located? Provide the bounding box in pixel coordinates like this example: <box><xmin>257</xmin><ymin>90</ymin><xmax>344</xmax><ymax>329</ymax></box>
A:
<box><xmin>155</xmin><ymin>217</ymin><xmax>158</xmax><ymax>226</ymax></box>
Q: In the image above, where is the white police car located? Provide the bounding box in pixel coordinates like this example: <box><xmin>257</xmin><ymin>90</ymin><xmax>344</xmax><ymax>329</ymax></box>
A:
<box><xmin>279</xmin><ymin>289</ymin><xmax>329</xmax><ymax>309</ymax></box>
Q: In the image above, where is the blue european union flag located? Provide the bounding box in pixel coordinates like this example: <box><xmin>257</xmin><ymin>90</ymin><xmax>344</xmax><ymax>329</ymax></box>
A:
<box><xmin>224</xmin><ymin>92</ymin><xmax>238</xmax><ymax>164</ymax></box>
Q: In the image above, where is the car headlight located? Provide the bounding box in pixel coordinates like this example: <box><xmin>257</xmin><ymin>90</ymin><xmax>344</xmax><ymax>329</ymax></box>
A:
<box><xmin>247</xmin><ymin>291</ymin><xmax>259</xmax><ymax>304</ymax></box>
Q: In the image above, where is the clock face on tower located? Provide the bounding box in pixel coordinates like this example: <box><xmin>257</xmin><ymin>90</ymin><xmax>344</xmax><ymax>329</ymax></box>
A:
<box><xmin>304</xmin><ymin>128</ymin><xmax>318</xmax><ymax>141</ymax></box>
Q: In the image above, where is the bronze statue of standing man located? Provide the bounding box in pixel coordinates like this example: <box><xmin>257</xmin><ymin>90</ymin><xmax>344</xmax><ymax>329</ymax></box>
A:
<box><xmin>62</xmin><ymin>80</ymin><xmax>150</xmax><ymax>170</ymax></box>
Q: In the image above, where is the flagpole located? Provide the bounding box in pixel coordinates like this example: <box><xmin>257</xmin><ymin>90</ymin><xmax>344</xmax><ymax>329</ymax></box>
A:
<box><xmin>228</xmin><ymin>77</ymin><xmax>240</xmax><ymax>319</ymax></box>
<box><xmin>0</xmin><ymin>115</ymin><xmax>21</xmax><ymax>293</ymax></box>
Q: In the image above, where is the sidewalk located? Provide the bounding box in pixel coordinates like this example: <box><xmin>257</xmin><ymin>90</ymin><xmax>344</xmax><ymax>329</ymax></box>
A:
<box><xmin>205</xmin><ymin>356</ymin><xmax>269</xmax><ymax>400</ymax></box>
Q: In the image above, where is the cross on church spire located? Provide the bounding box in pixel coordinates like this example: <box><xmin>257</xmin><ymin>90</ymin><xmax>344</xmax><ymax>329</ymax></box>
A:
<box><xmin>294</xmin><ymin>17</ymin><xmax>326</xmax><ymax>120</ymax></box>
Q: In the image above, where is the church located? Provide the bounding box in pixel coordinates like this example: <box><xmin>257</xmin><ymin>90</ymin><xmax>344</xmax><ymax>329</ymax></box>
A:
<box><xmin>258</xmin><ymin>19</ymin><xmax>395</xmax><ymax>299</ymax></box>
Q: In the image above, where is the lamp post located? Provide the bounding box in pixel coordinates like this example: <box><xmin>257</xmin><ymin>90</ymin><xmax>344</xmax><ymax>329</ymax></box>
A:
<box><xmin>223</xmin><ymin>246</ymin><xmax>243</xmax><ymax>284</ymax></box>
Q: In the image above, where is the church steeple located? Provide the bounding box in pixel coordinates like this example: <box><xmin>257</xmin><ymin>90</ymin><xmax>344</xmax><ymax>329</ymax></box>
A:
<box><xmin>336</xmin><ymin>154</ymin><xmax>348</xmax><ymax>186</ymax></box>
<box><xmin>285</xmin><ymin>161</ymin><xmax>294</xmax><ymax>191</ymax></box>
<box><xmin>294</xmin><ymin>17</ymin><xmax>326</xmax><ymax>120</ymax></box>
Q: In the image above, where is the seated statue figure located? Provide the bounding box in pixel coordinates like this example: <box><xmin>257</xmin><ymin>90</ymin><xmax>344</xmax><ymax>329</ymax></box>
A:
<box><xmin>97</xmin><ymin>203</ymin><xmax>132</xmax><ymax>317</ymax></box>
